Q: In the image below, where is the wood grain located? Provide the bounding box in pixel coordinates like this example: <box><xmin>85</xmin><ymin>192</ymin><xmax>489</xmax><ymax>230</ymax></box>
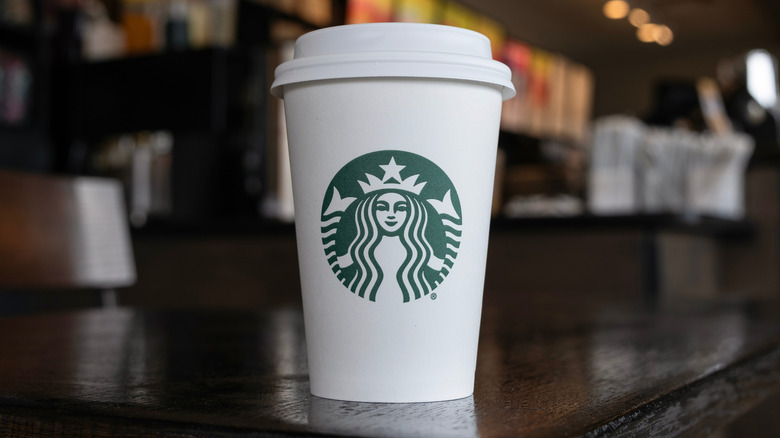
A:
<box><xmin>0</xmin><ymin>299</ymin><xmax>778</xmax><ymax>437</ymax></box>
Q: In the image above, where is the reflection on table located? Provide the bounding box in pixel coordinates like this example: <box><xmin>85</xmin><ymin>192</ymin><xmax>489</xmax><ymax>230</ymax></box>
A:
<box><xmin>0</xmin><ymin>294</ymin><xmax>779</xmax><ymax>437</ymax></box>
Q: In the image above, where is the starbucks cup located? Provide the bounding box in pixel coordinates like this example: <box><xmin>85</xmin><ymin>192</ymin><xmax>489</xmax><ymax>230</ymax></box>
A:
<box><xmin>271</xmin><ymin>23</ymin><xmax>514</xmax><ymax>403</ymax></box>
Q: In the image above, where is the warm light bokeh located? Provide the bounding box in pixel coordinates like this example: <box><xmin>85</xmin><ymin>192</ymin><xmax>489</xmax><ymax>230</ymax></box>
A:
<box><xmin>636</xmin><ymin>23</ymin><xmax>657</xmax><ymax>43</ymax></box>
<box><xmin>653</xmin><ymin>24</ymin><xmax>673</xmax><ymax>46</ymax></box>
<box><xmin>628</xmin><ymin>8</ymin><xmax>650</xmax><ymax>27</ymax></box>
<box><xmin>603</xmin><ymin>0</ymin><xmax>630</xmax><ymax>19</ymax></box>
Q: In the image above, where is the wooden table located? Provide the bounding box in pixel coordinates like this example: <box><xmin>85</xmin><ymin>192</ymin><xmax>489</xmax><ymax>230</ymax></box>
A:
<box><xmin>1</xmin><ymin>295</ymin><xmax>779</xmax><ymax>437</ymax></box>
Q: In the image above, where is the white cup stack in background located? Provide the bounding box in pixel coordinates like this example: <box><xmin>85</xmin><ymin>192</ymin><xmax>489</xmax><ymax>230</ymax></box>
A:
<box><xmin>640</xmin><ymin>127</ymin><xmax>693</xmax><ymax>214</ymax></box>
<box><xmin>588</xmin><ymin>116</ymin><xmax>645</xmax><ymax>215</ymax></box>
<box><xmin>588</xmin><ymin>116</ymin><xmax>754</xmax><ymax>219</ymax></box>
<box><xmin>687</xmin><ymin>132</ymin><xmax>754</xmax><ymax>219</ymax></box>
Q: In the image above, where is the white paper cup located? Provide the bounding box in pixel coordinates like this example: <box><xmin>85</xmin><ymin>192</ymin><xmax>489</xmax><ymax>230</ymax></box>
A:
<box><xmin>271</xmin><ymin>23</ymin><xmax>514</xmax><ymax>403</ymax></box>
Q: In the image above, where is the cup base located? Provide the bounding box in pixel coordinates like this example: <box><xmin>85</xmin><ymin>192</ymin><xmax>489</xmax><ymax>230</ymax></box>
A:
<box><xmin>309</xmin><ymin>390</ymin><xmax>475</xmax><ymax>404</ymax></box>
<box><xmin>310</xmin><ymin>376</ymin><xmax>475</xmax><ymax>403</ymax></box>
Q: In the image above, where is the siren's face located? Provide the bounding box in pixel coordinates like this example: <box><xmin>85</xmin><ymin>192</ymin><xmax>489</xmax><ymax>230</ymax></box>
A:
<box><xmin>375</xmin><ymin>192</ymin><xmax>409</xmax><ymax>234</ymax></box>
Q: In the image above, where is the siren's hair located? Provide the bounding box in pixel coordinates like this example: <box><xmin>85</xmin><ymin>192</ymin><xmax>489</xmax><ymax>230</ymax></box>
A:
<box><xmin>346</xmin><ymin>194</ymin><xmax>383</xmax><ymax>300</ymax></box>
<box><xmin>344</xmin><ymin>191</ymin><xmax>436</xmax><ymax>302</ymax></box>
<box><xmin>396</xmin><ymin>196</ymin><xmax>435</xmax><ymax>302</ymax></box>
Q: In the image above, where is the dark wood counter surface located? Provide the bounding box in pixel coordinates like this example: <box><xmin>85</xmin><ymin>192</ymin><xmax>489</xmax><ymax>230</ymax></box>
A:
<box><xmin>1</xmin><ymin>295</ymin><xmax>779</xmax><ymax>437</ymax></box>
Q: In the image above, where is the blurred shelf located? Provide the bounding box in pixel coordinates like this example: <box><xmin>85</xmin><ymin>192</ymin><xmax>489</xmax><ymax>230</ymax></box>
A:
<box><xmin>74</xmin><ymin>48</ymin><xmax>232</xmax><ymax>138</ymax></box>
<box><xmin>131</xmin><ymin>218</ymin><xmax>296</xmax><ymax>237</ymax></box>
<box><xmin>237</xmin><ymin>0</ymin><xmax>336</xmax><ymax>36</ymax></box>
<box><xmin>70</xmin><ymin>0</ymin><xmax>345</xmax><ymax>139</ymax></box>
<box><xmin>131</xmin><ymin>214</ymin><xmax>754</xmax><ymax>240</ymax></box>
<box><xmin>0</xmin><ymin>122</ymin><xmax>34</xmax><ymax>133</ymax></box>
<box><xmin>0</xmin><ymin>22</ymin><xmax>40</xmax><ymax>50</ymax></box>
<box><xmin>492</xmin><ymin>214</ymin><xmax>755</xmax><ymax>239</ymax></box>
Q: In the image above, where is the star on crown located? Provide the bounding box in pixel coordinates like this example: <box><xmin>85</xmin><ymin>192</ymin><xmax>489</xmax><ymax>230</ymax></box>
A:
<box><xmin>358</xmin><ymin>157</ymin><xmax>427</xmax><ymax>195</ymax></box>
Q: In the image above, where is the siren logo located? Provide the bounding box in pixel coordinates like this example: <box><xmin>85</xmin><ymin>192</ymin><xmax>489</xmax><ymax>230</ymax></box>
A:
<box><xmin>321</xmin><ymin>150</ymin><xmax>462</xmax><ymax>303</ymax></box>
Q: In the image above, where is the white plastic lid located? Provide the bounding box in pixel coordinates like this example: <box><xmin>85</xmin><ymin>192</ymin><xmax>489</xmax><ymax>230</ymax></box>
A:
<box><xmin>270</xmin><ymin>23</ymin><xmax>516</xmax><ymax>100</ymax></box>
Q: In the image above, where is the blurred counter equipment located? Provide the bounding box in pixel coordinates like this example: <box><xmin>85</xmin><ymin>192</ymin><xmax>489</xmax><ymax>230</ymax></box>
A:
<box><xmin>718</xmin><ymin>49</ymin><xmax>780</xmax><ymax>145</ymax></box>
<box><xmin>0</xmin><ymin>170</ymin><xmax>136</xmax><ymax>311</ymax></box>
<box><xmin>91</xmin><ymin>131</ymin><xmax>173</xmax><ymax>227</ymax></box>
<box><xmin>503</xmin><ymin>193</ymin><xmax>583</xmax><ymax>218</ymax></box>
<box><xmin>588</xmin><ymin>116</ymin><xmax>754</xmax><ymax>219</ymax></box>
<box><xmin>0</xmin><ymin>49</ymin><xmax>32</xmax><ymax>125</ymax></box>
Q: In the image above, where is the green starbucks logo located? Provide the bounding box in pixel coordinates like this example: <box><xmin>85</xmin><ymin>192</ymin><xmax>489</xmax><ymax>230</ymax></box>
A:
<box><xmin>321</xmin><ymin>150</ymin><xmax>462</xmax><ymax>303</ymax></box>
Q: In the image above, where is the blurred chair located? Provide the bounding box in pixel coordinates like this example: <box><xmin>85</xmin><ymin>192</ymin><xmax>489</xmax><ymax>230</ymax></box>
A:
<box><xmin>0</xmin><ymin>170</ymin><xmax>136</xmax><ymax>315</ymax></box>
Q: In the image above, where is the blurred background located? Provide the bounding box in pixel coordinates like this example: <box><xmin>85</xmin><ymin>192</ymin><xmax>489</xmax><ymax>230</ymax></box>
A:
<box><xmin>1</xmin><ymin>0</ymin><xmax>779</xmax><ymax>313</ymax></box>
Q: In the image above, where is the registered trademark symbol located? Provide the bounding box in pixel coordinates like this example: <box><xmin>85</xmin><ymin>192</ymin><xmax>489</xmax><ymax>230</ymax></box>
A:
<box><xmin>431</xmin><ymin>293</ymin><xmax>437</xmax><ymax>300</ymax></box>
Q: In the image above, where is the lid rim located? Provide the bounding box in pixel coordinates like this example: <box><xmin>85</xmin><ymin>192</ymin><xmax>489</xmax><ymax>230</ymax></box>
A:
<box><xmin>271</xmin><ymin>74</ymin><xmax>514</xmax><ymax>99</ymax></box>
<box><xmin>272</xmin><ymin>53</ymin><xmax>515</xmax><ymax>100</ymax></box>
<box><xmin>271</xmin><ymin>23</ymin><xmax>516</xmax><ymax>100</ymax></box>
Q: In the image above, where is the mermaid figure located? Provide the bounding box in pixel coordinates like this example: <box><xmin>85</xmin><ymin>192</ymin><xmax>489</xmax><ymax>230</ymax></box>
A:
<box><xmin>322</xmin><ymin>155</ymin><xmax>461</xmax><ymax>303</ymax></box>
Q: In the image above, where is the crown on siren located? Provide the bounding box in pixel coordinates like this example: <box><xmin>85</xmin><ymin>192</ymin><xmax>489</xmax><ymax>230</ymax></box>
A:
<box><xmin>358</xmin><ymin>157</ymin><xmax>426</xmax><ymax>195</ymax></box>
